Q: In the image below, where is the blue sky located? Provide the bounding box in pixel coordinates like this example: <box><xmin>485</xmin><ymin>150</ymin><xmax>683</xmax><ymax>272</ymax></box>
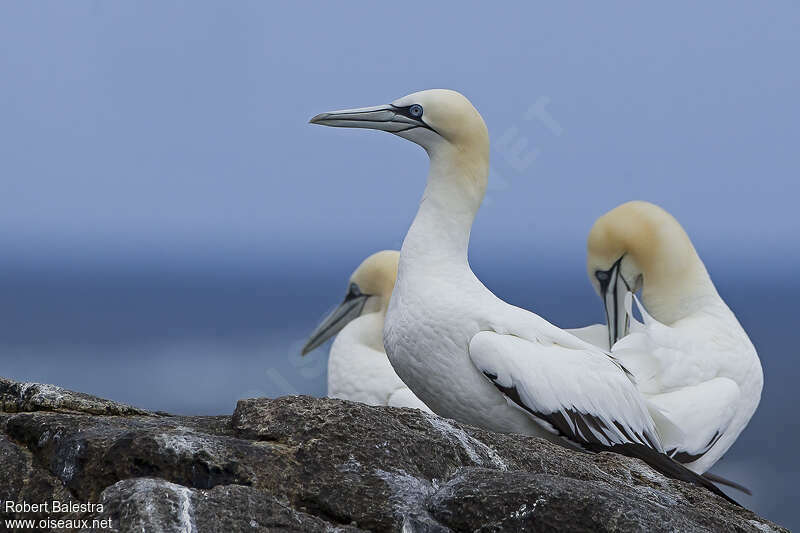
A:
<box><xmin>1</xmin><ymin>2</ymin><xmax>798</xmax><ymax>275</ymax></box>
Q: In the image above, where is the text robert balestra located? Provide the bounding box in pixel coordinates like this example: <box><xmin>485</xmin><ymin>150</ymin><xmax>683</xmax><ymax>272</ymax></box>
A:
<box><xmin>4</xmin><ymin>500</ymin><xmax>104</xmax><ymax>514</ymax></box>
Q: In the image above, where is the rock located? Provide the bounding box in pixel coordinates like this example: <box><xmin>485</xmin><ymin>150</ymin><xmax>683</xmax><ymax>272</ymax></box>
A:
<box><xmin>86</xmin><ymin>478</ymin><xmax>366</xmax><ymax>533</ymax></box>
<box><xmin>0</xmin><ymin>376</ymin><xmax>787</xmax><ymax>532</ymax></box>
<box><xmin>0</xmin><ymin>377</ymin><xmax>153</xmax><ymax>417</ymax></box>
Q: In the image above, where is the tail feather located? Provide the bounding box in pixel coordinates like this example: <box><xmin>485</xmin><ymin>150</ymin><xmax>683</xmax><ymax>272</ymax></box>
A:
<box><xmin>702</xmin><ymin>472</ymin><xmax>752</xmax><ymax>496</ymax></box>
<box><xmin>589</xmin><ymin>443</ymin><xmax>741</xmax><ymax>507</ymax></box>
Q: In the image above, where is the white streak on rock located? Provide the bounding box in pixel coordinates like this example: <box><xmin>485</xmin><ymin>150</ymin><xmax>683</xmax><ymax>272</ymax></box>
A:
<box><xmin>424</xmin><ymin>413</ymin><xmax>507</xmax><ymax>470</ymax></box>
<box><xmin>175</xmin><ymin>485</ymin><xmax>196</xmax><ymax>533</ymax></box>
<box><xmin>60</xmin><ymin>441</ymin><xmax>82</xmax><ymax>482</ymax></box>
<box><xmin>374</xmin><ymin>468</ymin><xmax>440</xmax><ymax>530</ymax></box>
<box><xmin>155</xmin><ymin>428</ymin><xmax>218</xmax><ymax>457</ymax></box>
<box><xmin>29</xmin><ymin>383</ymin><xmax>68</xmax><ymax>404</ymax></box>
<box><xmin>120</xmin><ymin>478</ymin><xmax>198</xmax><ymax>533</ymax></box>
<box><xmin>749</xmin><ymin>520</ymin><xmax>780</xmax><ymax>533</ymax></box>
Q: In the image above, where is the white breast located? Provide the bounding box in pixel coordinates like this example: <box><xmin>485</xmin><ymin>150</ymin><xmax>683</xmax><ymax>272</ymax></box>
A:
<box><xmin>384</xmin><ymin>270</ymin><xmax>552</xmax><ymax>437</ymax></box>
<box><xmin>328</xmin><ymin>312</ymin><xmax>430</xmax><ymax>411</ymax></box>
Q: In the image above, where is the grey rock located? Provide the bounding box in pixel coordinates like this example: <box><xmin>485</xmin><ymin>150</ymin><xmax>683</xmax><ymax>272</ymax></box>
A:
<box><xmin>80</xmin><ymin>478</ymin><xmax>366</xmax><ymax>533</ymax></box>
<box><xmin>0</xmin><ymin>376</ymin><xmax>787</xmax><ymax>532</ymax></box>
<box><xmin>0</xmin><ymin>377</ymin><xmax>153</xmax><ymax>417</ymax></box>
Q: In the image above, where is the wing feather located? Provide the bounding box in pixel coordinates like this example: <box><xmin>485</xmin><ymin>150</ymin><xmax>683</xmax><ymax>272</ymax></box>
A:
<box><xmin>611</xmin><ymin>296</ymin><xmax>742</xmax><ymax>468</ymax></box>
<box><xmin>467</xmin><ymin>329</ymin><xmax>741</xmax><ymax>506</ymax></box>
<box><xmin>469</xmin><ymin>330</ymin><xmax>662</xmax><ymax>452</ymax></box>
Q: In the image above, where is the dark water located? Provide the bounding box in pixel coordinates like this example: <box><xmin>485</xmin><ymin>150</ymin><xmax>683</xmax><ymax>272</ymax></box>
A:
<box><xmin>0</xmin><ymin>263</ymin><xmax>797</xmax><ymax>528</ymax></box>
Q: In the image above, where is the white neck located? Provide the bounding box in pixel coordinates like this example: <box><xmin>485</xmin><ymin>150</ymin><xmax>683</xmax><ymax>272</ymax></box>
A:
<box><xmin>345</xmin><ymin>311</ymin><xmax>386</xmax><ymax>352</ymax></box>
<box><xmin>399</xmin><ymin>144</ymin><xmax>488</xmax><ymax>273</ymax></box>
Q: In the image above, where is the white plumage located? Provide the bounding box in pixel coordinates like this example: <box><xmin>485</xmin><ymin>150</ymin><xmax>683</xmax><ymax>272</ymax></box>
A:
<box><xmin>327</xmin><ymin>312</ymin><xmax>430</xmax><ymax>410</ymax></box>
<box><xmin>301</xmin><ymin>251</ymin><xmax>430</xmax><ymax>412</ymax></box>
<box><xmin>617</xmin><ymin>297</ymin><xmax>760</xmax><ymax>473</ymax></box>
<box><xmin>584</xmin><ymin>201</ymin><xmax>763</xmax><ymax>474</ymax></box>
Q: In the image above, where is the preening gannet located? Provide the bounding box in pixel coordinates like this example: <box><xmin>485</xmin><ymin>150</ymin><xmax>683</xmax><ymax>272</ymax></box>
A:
<box><xmin>586</xmin><ymin>201</ymin><xmax>763</xmax><ymax>474</ymax></box>
<box><xmin>301</xmin><ymin>250</ymin><xmax>430</xmax><ymax>411</ymax></box>
<box><xmin>310</xmin><ymin>90</ymin><xmax>736</xmax><ymax>503</ymax></box>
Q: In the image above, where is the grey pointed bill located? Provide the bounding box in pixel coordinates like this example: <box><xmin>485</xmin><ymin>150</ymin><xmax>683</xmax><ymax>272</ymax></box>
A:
<box><xmin>301</xmin><ymin>284</ymin><xmax>369</xmax><ymax>356</ymax></box>
<box><xmin>309</xmin><ymin>104</ymin><xmax>425</xmax><ymax>132</ymax></box>
<box><xmin>596</xmin><ymin>258</ymin><xmax>631</xmax><ymax>348</ymax></box>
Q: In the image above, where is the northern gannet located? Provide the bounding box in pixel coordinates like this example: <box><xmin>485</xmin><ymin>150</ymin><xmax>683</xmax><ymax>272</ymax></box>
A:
<box><xmin>310</xmin><ymin>90</ymin><xmax>736</xmax><ymax>503</ymax></box>
<box><xmin>585</xmin><ymin>200</ymin><xmax>763</xmax><ymax>474</ymax></box>
<box><xmin>301</xmin><ymin>250</ymin><xmax>430</xmax><ymax>411</ymax></box>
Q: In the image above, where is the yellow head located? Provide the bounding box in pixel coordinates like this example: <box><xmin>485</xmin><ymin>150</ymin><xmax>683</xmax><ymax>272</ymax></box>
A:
<box><xmin>301</xmin><ymin>250</ymin><xmax>399</xmax><ymax>355</ymax></box>
<box><xmin>587</xmin><ymin>201</ymin><xmax>713</xmax><ymax>344</ymax></box>
<box><xmin>310</xmin><ymin>89</ymin><xmax>490</xmax><ymax>198</ymax></box>
<box><xmin>348</xmin><ymin>250</ymin><xmax>400</xmax><ymax>315</ymax></box>
<box><xmin>311</xmin><ymin>89</ymin><xmax>488</xmax><ymax>155</ymax></box>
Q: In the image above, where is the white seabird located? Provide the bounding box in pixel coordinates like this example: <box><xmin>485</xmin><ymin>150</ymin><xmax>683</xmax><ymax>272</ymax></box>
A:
<box><xmin>301</xmin><ymin>250</ymin><xmax>431</xmax><ymax>412</ymax></box>
<box><xmin>584</xmin><ymin>200</ymin><xmax>763</xmax><ymax>475</ymax></box>
<box><xmin>310</xmin><ymin>89</ymin><xmax>736</xmax><ymax>503</ymax></box>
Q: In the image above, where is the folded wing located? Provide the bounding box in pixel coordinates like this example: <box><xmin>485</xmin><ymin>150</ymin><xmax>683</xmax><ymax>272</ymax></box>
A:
<box><xmin>468</xmin><ymin>329</ymin><xmax>740</xmax><ymax>506</ymax></box>
<box><xmin>468</xmin><ymin>330</ymin><xmax>662</xmax><ymax>452</ymax></box>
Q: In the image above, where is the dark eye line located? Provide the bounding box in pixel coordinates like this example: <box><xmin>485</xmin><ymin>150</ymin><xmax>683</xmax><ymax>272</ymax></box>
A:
<box><xmin>595</xmin><ymin>255</ymin><xmax>627</xmax><ymax>290</ymax></box>
<box><xmin>347</xmin><ymin>283</ymin><xmax>362</xmax><ymax>300</ymax></box>
<box><xmin>390</xmin><ymin>104</ymin><xmax>422</xmax><ymax>120</ymax></box>
<box><xmin>345</xmin><ymin>282</ymin><xmax>363</xmax><ymax>301</ymax></box>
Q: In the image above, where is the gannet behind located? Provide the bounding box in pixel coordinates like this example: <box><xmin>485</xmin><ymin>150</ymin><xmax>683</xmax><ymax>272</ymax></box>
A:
<box><xmin>311</xmin><ymin>90</ymin><xmax>737</xmax><ymax>504</ymax></box>
<box><xmin>586</xmin><ymin>201</ymin><xmax>763</xmax><ymax>474</ymax></box>
<box><xmin>301</xmin><ymin>250</ymin><xmax>430</xmax><ymax>412</ymax></box>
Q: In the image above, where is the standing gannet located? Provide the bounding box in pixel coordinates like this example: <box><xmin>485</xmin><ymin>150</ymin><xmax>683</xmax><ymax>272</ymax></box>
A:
<box><xmin>586</xmin><ymin>201</ymin><xmax>763</xmax><ymax>474</ymax></box>
<box><xmin>310</xmin><ymin>90</ymin><xmax>736</xmax><ymax>503</ymax></box>
<box><xmin>301</xmin><ymin>250</ymin><xmax>430</xmax><ymax>412</ymax></box>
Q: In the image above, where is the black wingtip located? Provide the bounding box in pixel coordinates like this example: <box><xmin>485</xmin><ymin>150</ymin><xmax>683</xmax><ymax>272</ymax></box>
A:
<box><xmin>594</xmin><ymin>443</ymin><xmax>742</xmax><ymax>507</ymax></box>
<box><xmin>702</xmin><ymin>472</ymin><xmax>753</xmax><ymax>496</ymax></box>
<box><xmin>481</xmin><ymin>372</ymin><xmax>742</xmax><ymax>507</ymax></box>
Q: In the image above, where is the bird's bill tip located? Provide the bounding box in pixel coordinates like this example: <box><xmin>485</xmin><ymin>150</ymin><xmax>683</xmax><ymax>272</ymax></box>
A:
<box><xmin>299</xmin><ymin>331</ymin><xmax>328</xmax><ymax>356</ymax></box>
<box><xmin>308</xmin><ymin>112</ymin><xmax>331</xmax><ymax>125</ymax></box>
<box><xmin>299</xmin><ymin>295</ymin><xmax>369</xmax><ymax>356</ymax></box>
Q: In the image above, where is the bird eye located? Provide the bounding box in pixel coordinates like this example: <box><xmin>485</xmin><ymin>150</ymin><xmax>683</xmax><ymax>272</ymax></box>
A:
<box><xmin>409</xmin><ymin>104</ymin><xmax>423</xmax><ymax>118</ymax></box>
<box><xmin>345</xmin><ymin>283</ymin><xmax>363</xmax><ymax>300</ymax></box>
<box><xmin>595</xmin><ymin>271</ymin><xmax>609</xmax><ymax>282</ymax></box>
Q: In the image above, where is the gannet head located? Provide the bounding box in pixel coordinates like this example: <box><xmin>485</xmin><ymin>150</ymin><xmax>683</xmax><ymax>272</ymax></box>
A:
<box><xmin>587</xmin><ymin>201</ymin><xmax>709</xmax><ymax>345</ymax></box>
<box><xmin>310</xmin><ymin>89</ymin><xmax>489</xmax><ymax>158</ymax></box>
<box><xmin>301</xmin><ymin>250</ymin><xmax>399</xmax><ymax>355</ymax></box>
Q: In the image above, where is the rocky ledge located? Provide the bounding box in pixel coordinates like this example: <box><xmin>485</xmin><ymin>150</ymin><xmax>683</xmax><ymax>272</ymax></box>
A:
<box><xmin>0</xmin><ymin>376</ymin><xmax>786</xmax><ymax>532</ymax></box>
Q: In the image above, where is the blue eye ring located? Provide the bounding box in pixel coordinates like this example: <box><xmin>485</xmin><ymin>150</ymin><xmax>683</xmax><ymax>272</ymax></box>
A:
<box><xmin>409</xmin><ymin>104</ymin><xmax>423</xmax><ymax>118</ymax></box>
